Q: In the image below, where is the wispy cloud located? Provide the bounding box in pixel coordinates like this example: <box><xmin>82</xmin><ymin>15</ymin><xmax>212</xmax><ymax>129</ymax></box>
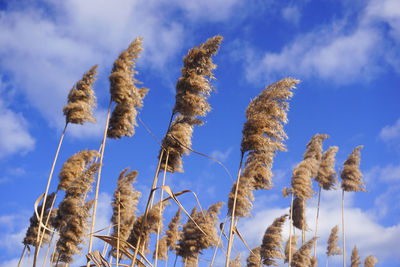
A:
<box><xmin>380</xmin><ymin>118</ymin><xmax>400</xmax><ymax>143</ymax></box>
<box><xmin>281</xmin><ymin>5</ymin><xmax>301</xmax><ymax>25</ymax></box>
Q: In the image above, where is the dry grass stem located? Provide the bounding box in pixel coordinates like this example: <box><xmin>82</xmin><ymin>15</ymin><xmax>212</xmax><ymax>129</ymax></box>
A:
<box><xmin>260</xmin><ymin>214</ymin><xmax>288</xmax><ymax>266</ymax></box>
<box><xmin>364</xmin><ymin>255</ymin><xmax>378</xmax><ymax>267</ymax></box>
<box><xmin>108</xmin><ymin>37</ymin><xmax>148</xmax><ymax>139</ymax></box>
<box><xmin>110</xmin><ymin>168</ymin><xmax>141</xmax><ymax>259</ymax></box>
<box><xmin>327</xmin><ymin>225</ymin><xmax>342</xmax><ymax>257</ymax></box>
<box><xmin>291</xmin><ymin>237</ymin><xmax>317</xmax><ymax>267</ymax></box>
<box><xmin>350</xmin><ymin>246</ymin><xmax>361</xmax><ymax>267</ymax></box>
<box><xmin>315</xmin><ymin>146</ymin><xmax>339</xmax><ymax>190</ymax></box>
<box><xmin>246</xmin><ymin>246</ymin><xmax>261</xmax><ymax>267</ymax></box>
<box><xmin>341</xmin><ymin>146</ymin><xmax>366</xmax><ymax>192</ymax></box>
<box><xmin>63</xmin><ymin>65</ymin><xmax>98</xmax><ymax>125</ymax></box>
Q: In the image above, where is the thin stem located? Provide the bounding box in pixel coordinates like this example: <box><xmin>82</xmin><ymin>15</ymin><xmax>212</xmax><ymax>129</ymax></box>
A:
<box><xmin>102</xmin><ymin>223</ymin><xmax>113</xmax><ymax>257</ymax></box>
<box><xmin>155</xmin><ymin>151</ymin><xmax>170</xmax><ymax>267</ymax></box>
<box><xmin>42</xmin><ymin>233</ymin><xmax>54</xmax><ymax>267</ymax></box>
<box><xmin>326</xmin><ymin>257</ymin><xmax>329</xmax><ymax>267</ymax></box>
<box><xmin>38</xmin><ymin>191</ymin><xmax>58</xmax><ymax>251</ymax></box>
<box><xmin>209</xmin><ymin>216</ymin><xmax>228</xmax><ymax>267</ymax></box>
<box><xmin>117</xmin><ymin>191</ymin><xmax>121</xmax><ymax>267</ymax></box>
<box><xmin>50</xmin><ymin>235</ymin><xmax>60</xmax><ymax>266</ymax></box>
<box><xmin>173</xmin><ymin>254</ymin><xmax>178</xmax><ymax>267</ymax></box>
<box><xmin>342</xmin><ymin>190</ymin><xmax>345</xmax><ymax>267</ymax></box>
<box><xmin>17</xmin><ymin>245</ymin><xmax>27</xmax><ymax>267</ymax></box>
<box><xmin>302</xmin><ymin>199</ymin><xmax>305</xmax><ymax>245</ymax></box>
<box><xmin>87</xmin><ymin>99</ymin><xmax>112</xmax><ymax>267</ymax></box>
<box><xmin>33</xmin><ymin>123</ymin><xmax>68</xmax><ymax>267</ymax></box>
<box><xmin>288</xmin><ymin>192</ymin><xmax>294</xmax><ymax>266</ymax></box>
<box><xmin>224</xmin><ymin>152</ymin><xmax>244</xmax><ymax>267</ymax></box>
<box><xmin>314</xmin><ymin>186</ymin><xmax>322</xmax><ymax>258</ymax></box>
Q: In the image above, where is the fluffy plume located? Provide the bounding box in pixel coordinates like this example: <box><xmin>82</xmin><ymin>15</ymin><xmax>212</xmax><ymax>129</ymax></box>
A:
<box><xmin>63</xmin><ymin>65</ymin><xmax>98</xmax><ymax>125</ymax></box>
<box><xmin>282</xmin><ymin>187</ymin><xmax>294</xmax><ymax>198</ymax></box>
<box><xmin>341</xmin><ymin>146</ymin><xmax>366</xmax><ymax>192</ymax></box>
<box><xmin>303</xmin><ymin>134</ymin><xmax>329</xmax><ymax>177</ymax></box>
<box><xmin>173</xmin><ymin>35</ymin><xmax>223</xmax><ymax>118</ymax></box>
<box><xmin>128</xmin><ymin>201</ymin><xmax>170</xmax><ymax>254</ymax></box>
<box><xmin>110</xmin><ymin>168</ymin><xmax>141</xmax><ymax>258</ymax></box>
<box><xmin>291</xmin><ymin>159</ymin><xmax>314</xmax><ymax>200</ymax></box>
<box><xmin>315</xmin><ymin>146</ymin><xmax>339</xmax><ymax>190</ymax></box>
<box><xmin>364</xmin><ymin>255</ymin><xmax>377</xmax><ymax>267</ymax></box>
<box><xmin>153</xmin><ymin>236</ymin><xmax>168</xmax><ymax>261</ymax></box>
<box><xmin>230</xmin><ymin>254</ymin><xmax>242</xmax><ymax>267</ymax></box>
<box><xmin>166</xmin><ymin>208</ymin><xmax>182</xmax><ymax>252</ymax></box>
<box><xmin>108</xmin><ymin>37</ymin><xmax>148</xmax><ymax>139</ymax></box>
<box><xmin>291</xmin><ymin>197</ymin><xmax>307</xmax><ymax>231</ymax></box>
<box><xmin>54</xmin><ymin>163</ymin><xmax>99</xmax><ymax>263</ymax></box>
<box><xmin>350</xmin><ymin>246</ymin><xmax>361</xmax><ymax>267</ymax></box>
<box><xmin>311</xmin><ymin>257</ymin><xmax>318</xmax><ymax>267</ymax></box>
<box><xmin>159</xmin><ymin>116</ymin><xmax>203</xmax><ymax>173</ymax></box>
<box><xmin>260</xmin><ymin>214</ymin><xmax>288</xmax><ymax>266</ymax></box>
<box><xmin>284</xmin><ymin>235</ymin><xmax>298</xmax><ymax>263</ymax></box>
<box><xmin>326</xmin><ymin>225</ymin><xmax>342</xmax><ymax>257</ymax></box>
<box><xmin>246</xmin><ymin>246</ymin><xmax>261</xmax><ymax>267</ymax></box>
<box><xmin>240</xmin><ymin>78</ymin><xmax>299</xmax><ymax>191</ymax></box>
<box><xmin>23</xmin><ymin>193</ymin><xmax>56</xmax><ymax>248</ymax></box>
<box><xmin>227</xmin><ymin>178</ymin><xmax>254</xmax><ymax>218</ymax></box>
<box><xmin>57</xmin><ymin>150</ymin><xmax>99</xmax><ymax>191</ymax></box>
<box><xmin>291</xmin><ymin>237</ymin><xmax>317</xmax><ymax>267</ymax></box>
<box><xmin>177</xmin><ymin>202</ymin><xmax>223</xmax><ymax>265</ymax></box>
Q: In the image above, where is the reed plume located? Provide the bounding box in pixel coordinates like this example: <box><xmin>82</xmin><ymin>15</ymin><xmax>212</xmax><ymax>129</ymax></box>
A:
<box><xmin>315</xmin><ymin>146</ymin><xmax>338</xmax><ymax>190</ymax></box>
<box><xmin>291</xmin><ymin>197</ymin><xmax>307</xmax><ymax>231</ymax></box>
<box><xmin>166</xmin><ymin>208</ymin><xmax>182</xmax><ymax>252</ymax></box>
<box><xmin>173</xmin><ymin>35</ymin><xmax>223</xmax><ymax>118</ymax></box>
<box><xmin>128</xmin><ymin>201</ymin><xmax>169</xmax><ymax>254</ymax></box>
<box><xmin>291</xmin><ymin>159</ymin><xmax>314</xmax><ymax>200</ymax></box>
<box><xmin>246</xmin><ymin>246</ymin><xmax>261</xmax><ymax>267</ymax></box>
<box><xmin>230</xmin><ymin>254</ymin><xmax>241</xmax><ymax>267</ymax></box>
<box><xmin>108</xmin><ymin>37</ymin><xmax>148</xmax><ymax>139</ymax></box>
<box><xmin>303</xmin><ymin>134</ymin><xmax>329</xmax><ymax>178</ymax></box>
<box><xmin>311</xmin><ymin>257</ymin><xmax>318</xmax><ymax>267</ymax></box>
<box><xmin>327</xmin><ymin>225</ymin><xmax>341</xmax><ymax>257</ymax></box>
<box><xmin>63</xmin><ymin>65</ymin><xmax>98</xmax><ymax>125</ymax></box>
<box><xmin>291</xmin><ymin>237</ymin><xmax>317</xmax><ymax>267</ymax></box>
<box><xmin>57</xmin><ymin>150</ymin><xmax>99</xmax><ymax>191</ymax></box>
<box><xmin>23</xmin><ymin>193</ymin><xmax>56</xmax><ymax>248</ymax></box>
<box><xmin>153</xmin><ymin>236</ymin><xmax>168</xmax><ymax>261</ymax></box>
<box><xmin>341</xmin><ymin>146</ymin><xmax>365</xmax><ymax>192</ymax></box>
<box><xmin>350</xmin><ymin>246</ymin><xmax>361</xmax><ymax>267</ymax></box>
<box><xmin>159</xmin><ymin>116</ymin><xmax>203</xmax><ymax>173</ymax></box>
<box><xmin>177</xmin><ymin>202</ymin><xmax>223</xmax><ymax>265</ymax></box>
<box><xmin>110</xmin><ymin>168</ymin><xmax>141</xmax><ymax>258</ymax></box>
<box><xmin>227</xmin><ymin>178</ymin><xmax>254</xmax><ymax>218</ymax></box>
<box><xmin>284</xmin><ymin>235</ymin><xmax>298</xmax><ymax>263</ymax></box>
<box><xmin>260</xmin><ymin>214</ymin><xmax>288</xmax><ymax>266</ymax></box>
<box><xmin>364</xmin><ymin>255</ymin><xmax>377</xmax><ymax>267</ymax></box>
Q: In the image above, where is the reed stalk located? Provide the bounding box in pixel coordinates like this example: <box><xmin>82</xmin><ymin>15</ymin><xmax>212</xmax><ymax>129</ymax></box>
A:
<box><xmin>33</xmin><ymin>123</ymin><xmax>67</xmax><ymax>267</ymax></box>
<box><xmin>117</xmin><ymin>191</ymin><xmax>121</xmax><ymax>267</ymax></box>
<box><xmin>288</xmin><ymin>191</ymin><xmax>294</xmax><ymax>266</ymax></box>
<box><xmin>17</xmin><ymin>245</ymin><xmax>27</xmax><ymax>267</ymax></box>
<box><xmin>42</xmin><ymin>233</ymin><xmax>54</xmax><ymax>267</ymax></box>
<box><xmin>225</xmin><ymin>152</ymin><xmax>244</xmax><ymax>267</ymax></box>
<box><xmin>313</xmin><ymin>186</ymin><xmax>321</xmax><ymax>258</ymax></box>
<box><xmin>86</xmin><ymin>99</ymin><xmax>112</xmax><ymax>267</ymax></box>
<box><xmin>38</xmin><ymin>191</ymin><xmax>58</xmax><ymax>252</ymax></box>
<box><xmin>342</xmin><ymin>190</ymin><xmax>345</xmax><ymax>267</ymax></box>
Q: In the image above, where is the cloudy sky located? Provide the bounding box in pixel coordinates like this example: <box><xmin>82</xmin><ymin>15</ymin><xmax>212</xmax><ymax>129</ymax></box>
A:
<box><xmin>0</xmin><ymin>0</ymin><xmax>399</xmax><ymax>266</ymax></box>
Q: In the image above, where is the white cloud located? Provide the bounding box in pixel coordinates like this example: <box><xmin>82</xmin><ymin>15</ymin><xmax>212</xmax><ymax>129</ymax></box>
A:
<box><xmin>0</xmin><ymin>99</ymin><xmax>35</xmax><ymax>158</ymax></box>
<box><xmin>210</xmin><ymin>147</ymin><xmax>233</xmax><ymax>162</ymax></box>
<box><xmin>380</xmin><ymin>118</ymin><xmax>400</xmax><ymax>143</ymax></box>
<box><xmin>282</xmin><ymin>6</ymin><xmax>301</xmax><ymax>25</ymax></box>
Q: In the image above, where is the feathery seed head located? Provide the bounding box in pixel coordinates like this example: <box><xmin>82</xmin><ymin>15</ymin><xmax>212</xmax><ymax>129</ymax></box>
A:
<box><xmin>166</xmin><ymin>208</ymin><xmax>182</xmax><ymax>252</ymax></box>
<box><xmin>350</xmin><ymin>245</ymin><xmax>361</xmax><ymax>267</ymax></box>
<box><xmin>326</xmin><ymin>225</ymin><xmax>342</xmax><ymax>257</ymax></box>
<box><xmin>341</xmin><ymin>146</ymin><xmax>366</xmax><ymax>192</ymax></box>
<box><xmin>284</xmin><ymin>235</ymin><xmax>298</xmax><ymax>263</ymax></box>
<box><xmin>230</xmin><ymin>254</ymin><xmax>242</xmax><ymax>267</ymax></box>
<box><xmin>364</xmin><ymin>255</ymin><xmax>377</xmax><ymax>267</ymax></box>
<box><xmin>291</xmin><ymin>159</ymin><xmax>315</xmax><ymax>200</ymax></box>
<box><xmin>247</xmin><ymin>246</ymin><xmax>261</xmax><ymax>267</ymax></box>
<box><xmin>315</xmin><ymin>146</ymin><xmax>339</xmax><ymax>190</ymax></box>
<box><xmin>227</xmin><ymin>178</ymin><xmax>254</xmax><ymax>218</ymax></box>
<box><xmin>291</xmin><ymin>237</ymin><xmax>317</xmax><ymax>267</ymax></box>
<box><xmin>291</xmin><ymin>197</ymin><xmax>307</xmax><ymax>231</ymax></box>
<box><xmin>260</xmin><ymin>214</ymin><xmax>288</xmax><ymax>266</ymax></box>
<box><xmin>303</xmin><ymin>134</ymin><xmax>329</xmax><ymax>178</ymax></box>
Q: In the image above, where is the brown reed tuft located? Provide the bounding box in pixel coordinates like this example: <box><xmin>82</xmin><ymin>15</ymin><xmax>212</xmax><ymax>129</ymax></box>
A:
<box><xmin>230</xmin><ymin>253</ymin><xmax>242</xmax><ymax>267</ymax></box>
<box><xmin>315</xmin><ymin>146</ymin><xmax>339</xmax><ymax>190</ymax></box>
<box><xmin>246</xmin><ymin>246</ymin><xmax>261</xmax><ymax>267</ymax></box>
<box><xmin>240</xmin><ymin>78</ymin><xmax>299</xmax><ymax>190</ymax></box>
<box><xmin>173</xmin><ymin>35</ymin><xmax>223</xmax><ymax>118</ymax></box>
<box><xmin>177</xmin><ymin>202</ymin><xmax>223</xmax><ymax>265</ymax></box>
<box><xmin>284</xmin><ymin>235</ymin><xmax>298</xmax><ymax>263</ymax></box>
<box><xmin>291</xmin><ymin>159</ymin><xmax>315</xmax><ymax>200</ymax></box>
<box><xmin>159</xmin><ymin>116</ymin><xmax>203</xmax><ymax>173</ymax></box>
<box><xmin>291</xmin><ymin>237</ymin><xmax>317</xmax><ymax>267</ymax></box>
<box><xmin>303</xmin><ymin>134</ymin><xmax>329</xmax><ymax>178</ymax></box>
<box><xmin>311</xmin><ymin>256</ymin><xmax>318</xmax><ymax>267</ymax></box>
<box><xmin>110</xmin><ymin>168</ymin><xmax>141</xmax><ymax>258</ymax></box>
<box><xmin>327</xmin><ymin>225</ymin><xmax>342</xmax><ymax>257</ymax></box>
<box><xmin>341</xmin><ymin>146</ymin><xmax>366</xmax><ymax>192</ymax></box>
<box><xmin>291</xmin><ymin>197</ymin><xmax>307</xmax><ymax>231</ymax></box>
<box><xmin>153</xmin><ymin>235</ymin><xmax>168</xmax><ymax>261</ymax></box>
<box><xmin>128</xmin><ymin>201</ymin><xmax>170</xmax><ymax>254</ymax></box>
<box><xmin>364</xmin><ymin>255</ymin><xmax>378</xmax><ymax>267</ymax></box>
<box><xmin>227</xmin><ymin>178</ymin><xmax>254</xmax><ymax>218</ymax></box>
<box><xmin>108</xmin><ymin>37</ymin><xmax>148</xmax><ymax>139</ymax></box>
<box><xmin>166</xmin><ymin>208</ymin><xmax>182</xmax><ymax>252</ymax></box>
<box><xmin>23</xmin><ymin>193</ymin><xmax>56</xmax><ymax>248</ymax></box>
<box><xmin>57</xmin><ymin>150</ymin><xmax>99</xmax><ymax>191</ymax></box>
<box><xmin>63</xmin><ymin>65</ymin><xmax>98</xmax><ymax>125</ymax></box>
<box><xmin>350</xmin><ymin>245</ymin><xmax>361</xmax><ymax>267</ymax></box>
<box><xmin>260</xmin><ymin>214</ymin><xmax>288</xmax><ymax>266</ymax></box>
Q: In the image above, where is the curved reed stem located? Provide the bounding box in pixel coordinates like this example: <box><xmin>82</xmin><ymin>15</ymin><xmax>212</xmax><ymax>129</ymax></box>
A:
<box><xmin>87</xmin><ymin>99</ymin><xmax>112</xmax><ymax>267</ymax></box>
<box><xmin>314</xmin><ymin>186</ymin><xmax>322</xmax><ymax>258</ymax></box>
<box><xmin>225</xmin><ymin>152</ymin><xmax>244</xmax><ymax>267</ymax></box>
<box><xmin>155</xmin><ymin>150</ymin><xmax>169</xmax><ymax>267</ymax></box>
<box><xmin>288</xmin><ymin>192</ymin><xmax>294</xmax><ymax>266</ymax></box>
<box><xmin>33</xmin><ymin>123</ymin><xmax>67</xmax><ymax>267</ymax></box>
<box><xmin>342</xmin><ymin>190</ymin><xmax>345</xmax><ymax>267</ymax></box>
<box><xmin>17</xmin><ymin>245</ymin><xmax>27</xmax><ymax>267</ymax></box>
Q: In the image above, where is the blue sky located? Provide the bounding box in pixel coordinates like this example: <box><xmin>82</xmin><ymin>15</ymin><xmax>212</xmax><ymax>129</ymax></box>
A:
<box><xmin>0</xmin><ymin>0</ymin><xmax>399</xmax><ymax>266</ymax></box>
